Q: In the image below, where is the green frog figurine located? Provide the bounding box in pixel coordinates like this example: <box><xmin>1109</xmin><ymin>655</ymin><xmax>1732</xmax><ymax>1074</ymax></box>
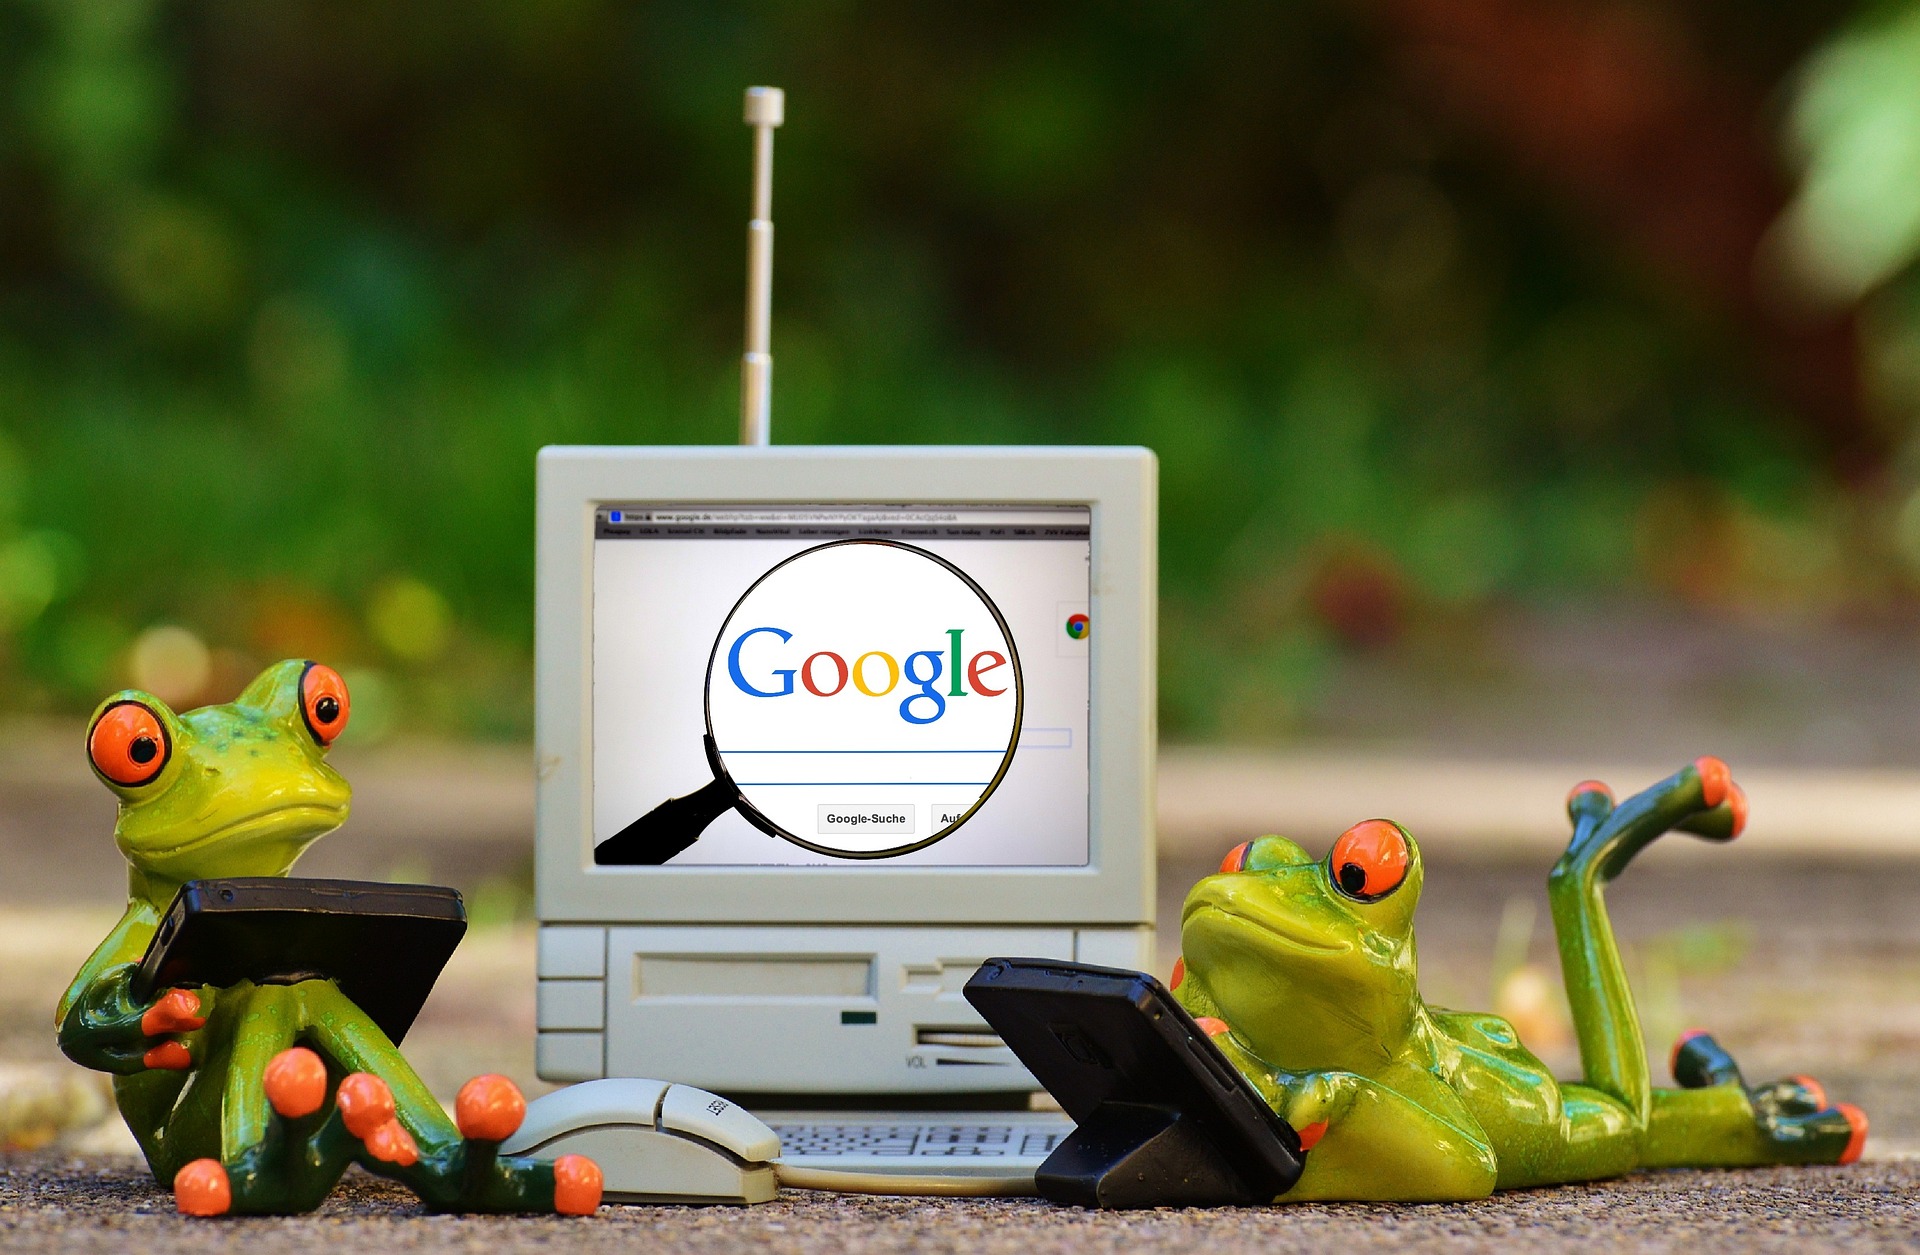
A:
<box><xmin>56</xmin><ymin>660</ymin><xmax>602</xmax><ymax>1217</ymax></box>
<box><xmin>1172</xmin><ymin>757</ymin><xmax>1867</xmax><ymax>1201</ymax></box>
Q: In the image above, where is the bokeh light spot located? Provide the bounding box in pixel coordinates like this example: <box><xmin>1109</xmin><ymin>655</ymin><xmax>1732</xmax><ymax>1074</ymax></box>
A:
<box><xmin>368</xmin><ymin>577</ymin><xmax>452</xmax><ymax>664</ymax></box>
<box><xmin>130</xmin><ymin>625</ymin><xmax>211</xmax><ymax>707</ymax></box>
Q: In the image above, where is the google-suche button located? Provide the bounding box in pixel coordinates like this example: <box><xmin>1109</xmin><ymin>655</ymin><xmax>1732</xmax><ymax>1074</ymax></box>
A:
<box><xmin>817</xmin><ymin>805</ymin><xmax>915</xmax><ymax>835</ymax></box>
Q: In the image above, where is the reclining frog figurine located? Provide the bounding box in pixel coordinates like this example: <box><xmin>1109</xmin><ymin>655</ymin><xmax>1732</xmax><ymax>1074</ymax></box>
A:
<box><xmin>1172</xmin><ymin>757</ymin><xmax>1867</xmax><ymax>1201</ymax></box>
<box><xmin>56</xmin><ymin>660</ymin><xmax>602</xmax><ymax>1217</ymax></box>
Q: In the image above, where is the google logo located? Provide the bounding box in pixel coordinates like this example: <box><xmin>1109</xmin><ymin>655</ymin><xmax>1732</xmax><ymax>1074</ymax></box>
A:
<box><xmin>727</xmin><ymin>627</ymin><xmax>1010</xmax><ymax>726</ymax></box>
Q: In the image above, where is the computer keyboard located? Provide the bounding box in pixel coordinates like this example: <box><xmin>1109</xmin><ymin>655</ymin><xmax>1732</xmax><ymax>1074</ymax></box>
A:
<box><xmin>773</xmin><ymin>1121</ymin><xmax>1066</xmax><ymax>1160</ymax></box>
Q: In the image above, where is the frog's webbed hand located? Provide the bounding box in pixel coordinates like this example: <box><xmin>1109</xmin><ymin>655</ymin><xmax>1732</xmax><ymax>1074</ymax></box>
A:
<box><xmin>1268</xmin><ymin>1067</ymin><xmax>1498</xmax><ymax>1201</ymax></box>
<box><xmin>1194</xmin><ymin>1018</ymin><xmax>1354</xmax><ymax>1151</ymax></box>
<box><xmin>1270</xmin><ymin>1071</ymin><xmax>1360</xmax><ymax>1150</ymax></box>
<box><xmin>57</xmin><ymin>965</ymin><xmax>208</xmax><ymax>1076</ymax></box>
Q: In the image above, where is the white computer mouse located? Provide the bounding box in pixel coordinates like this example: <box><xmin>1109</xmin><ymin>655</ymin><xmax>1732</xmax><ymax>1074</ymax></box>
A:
<box><xmin>500</xmin><ymin>1077</ymin><xmax>782</xmax><ymax>1205</ymax></box>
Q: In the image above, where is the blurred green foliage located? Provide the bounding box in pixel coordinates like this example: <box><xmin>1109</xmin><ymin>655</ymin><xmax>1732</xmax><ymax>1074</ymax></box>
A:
<box><xmin>0</xmin><ymin>1</ymin><xmax>1910</xmax><ymax>741</ymax></box>
<box><xmin>1782</xmin><ymin>2</ymin><xmax>1920</xmax><ymax>301</ymax></box>
<box><xmin>1781</xmin><ymin>1</ymin><xmax>1920</xmax><ymax>467</ymax></box>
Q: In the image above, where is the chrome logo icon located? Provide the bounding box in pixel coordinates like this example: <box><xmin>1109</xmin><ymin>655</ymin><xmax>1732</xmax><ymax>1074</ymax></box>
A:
<box><xmin>1065</xmin><ymin>613</ymin><xmax>1090</xmax><ymax>640</ymax></box>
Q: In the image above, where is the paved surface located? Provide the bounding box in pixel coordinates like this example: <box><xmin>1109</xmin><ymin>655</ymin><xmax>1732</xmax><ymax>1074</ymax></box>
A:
<box><xmin>1159</xmin><ymin>748</ymin><xmax>1920</xmax><ymax>858</ymax></box>
<box><xmin>6</xmin><ymin>1156</ymin><xmax>1920</xmax><ymax>1253</ymax></box>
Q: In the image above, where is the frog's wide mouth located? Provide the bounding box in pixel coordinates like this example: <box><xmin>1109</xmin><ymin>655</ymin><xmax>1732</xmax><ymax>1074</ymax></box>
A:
<box><xmin>133</xmin><ymin>802</ymin><xmax>349</xmax><ymax>858</ymax></box>
<box><xmin>1183</xmin><ymin>896</ymin><xmax>1351</xmax><ymax>956</ymax></box>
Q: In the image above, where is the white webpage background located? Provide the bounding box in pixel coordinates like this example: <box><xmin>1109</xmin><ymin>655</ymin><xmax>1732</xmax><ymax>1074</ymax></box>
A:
<box><xmin>592</xmin><ymin>523</ymin><xmax>1090</xmax><ymax>866</ymax></box>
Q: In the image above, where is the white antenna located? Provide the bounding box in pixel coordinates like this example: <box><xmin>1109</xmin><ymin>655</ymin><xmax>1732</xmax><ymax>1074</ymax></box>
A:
<box><xmin>740</xmin><ymin>86</ymin><xmax>783</xmax><ymax>446</ymax></box>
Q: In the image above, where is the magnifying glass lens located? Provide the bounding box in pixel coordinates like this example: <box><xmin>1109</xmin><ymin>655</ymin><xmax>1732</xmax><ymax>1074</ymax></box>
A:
<box><xmin>707</xmin><ymin>542</ymin><xmax>1020</xmax><ymax>857</ymax></box>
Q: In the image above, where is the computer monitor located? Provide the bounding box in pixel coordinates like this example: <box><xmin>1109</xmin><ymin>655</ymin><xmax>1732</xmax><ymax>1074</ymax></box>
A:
<box><xmin>533</xmin><ymin>446</ymin><xmax>1156</xmax><ymax>1096</ymax></box>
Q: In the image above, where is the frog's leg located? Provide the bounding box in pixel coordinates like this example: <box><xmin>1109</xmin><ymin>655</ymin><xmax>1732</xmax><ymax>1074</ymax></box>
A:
<box><xmin>1549</xmin><ymin>761</ymin><xmax>1865</xmax><ymax>1170</ymax></box>
<box><xmin>1548</xmin><ymin>761</ymin><xmax>1739</xmax><ymax>1125</ymax></box>
<box><xmin>298</xmin><ymin>981</ymin><xmax>601</xmax><ymax>1214</ymax></box>
<box><xmin>170</xmin><ymin>985</ymin><xmax>366</xmax><ymax>1216</ymax></box>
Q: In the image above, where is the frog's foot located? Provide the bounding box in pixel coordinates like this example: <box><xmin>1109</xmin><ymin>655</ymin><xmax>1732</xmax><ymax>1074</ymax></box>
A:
<box><xmin>1557</xmin><ymin>758</ymin><xmax>1748</xmax><ymax>886</ymax></box>
<box><xmin>343</xmin><ymin>1072</ymin><xmax>601</xmax><ymax>1215</ymax></box>
<box><xmin>444</xmin><ymin>1074</ymin><xmax>603</xmax><ymax>1215</ymax></box>
<box><xmin>173</xmin><ymin>1047</ymin><xmax>355</xmax><ymax>1216</ymax></box>
<box><xmin>336</xmin><ymin>1070</ymin><xmax>424</xmax><ymax>1169</ymax></box>
<box><xmin>1750</xmin><ymin>1093</ymin><xmax>1868</xmax><ymax>1165</ymax></box>
<box><xmin>1751</xmin><ymin>1074</ymin><xmax>1829</xmax><ymax>1119</ymax></box>
<box><xmin>1669</xmin><ymin>1031</ymin><xmax>1868</xmax><ymax>1166</ymax></box>
<box><xmin>1670</xmin><ymin>1028</ymin><xmax>1743</xmax><ymax>1090</ymax></box>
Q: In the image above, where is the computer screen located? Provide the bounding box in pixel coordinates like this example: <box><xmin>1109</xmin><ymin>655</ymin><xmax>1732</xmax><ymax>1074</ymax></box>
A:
<box><xmin>590</xmin><ymin>504</ymin><xmax>1091</xmax><ymax>867</ymax></box>
<box><xmin>534</xmin><ymin>447</ymin><xmax>1153</xmax><ymax>940</ymax></box>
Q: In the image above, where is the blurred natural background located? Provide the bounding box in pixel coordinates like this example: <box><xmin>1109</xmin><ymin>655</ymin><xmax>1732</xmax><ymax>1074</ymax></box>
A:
<box><xmin>0</xmin><ymin>0</ymin><xmax>1917</xmax><ymax>755</ymax></box>
<box><xmin>12</xmin><ymin>4</ymin><xmax>1920</xmax><ymax>1211</ymax></box>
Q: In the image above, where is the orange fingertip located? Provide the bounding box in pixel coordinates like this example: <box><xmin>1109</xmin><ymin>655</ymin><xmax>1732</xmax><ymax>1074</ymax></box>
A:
<box><xmin>1565</xmin><ymin>779</ymin><xmax>1612</xmax><ymax>807</ymax></box>
<box><xmin>1727</xmin><ymin>782</ymin><xmax>1748</xmax><ymax>839</ymax></box>
<box><xmin>174</xmin><ymin>1158</ymin><xmax>231</xmax><ymax>1217</ymax></box>
<box><xmin>1838</xmin><ymin>1104</ymin><xmax>1868</xmax><ymax>1165</ymax></box>
<box><xmin>1170</xmin><ymin>956</ymin><xmax>1185</xmax><ymax>991</ymax></box>
<box><xmin>143</xmin><ymin>1041</ymin><xmax>192</xmax><ymax>1071</ymax></box>
<box><xmin>263</xmin><ymin>1047</ymin><xmax>328</xmax><ymax>1119</ymax></box>
<box><xmin>1694</xmin><ymin>756</ymin><xmax>1731</xmax><ymax>809</ymax></box>
<box><xmin>1193</xmin><ymin>1016</ymin><xmax>1229</xmax><ymax>1037</ymax></box>
<box><xmin>1668</xmin><ymin>1028</ymin><xmax>1709</xmax><ymax>1077</ymax></box>
<box><xmin>553</xmin><ymin>1154</ymin><xmax>603</xmax><ymax>1215</ymax></box>
<box><xmin>365</xmin><ymin>1118</ymin><xmax>420</xmax><ymax>1167</ymax></box>
<box><xmin>1218</xmin><ymin>842</ymin><xmax>1251</xmax><ymax>875</ymax></box>
<box><xmin>1788</xmin><ymin>1074</ymin><xmax>1828</xmax><ymax>1110</ymax></box>
<box><xmin>140</xmin><ymin>988</ymin><xmax>206</xmax><ymax>1036</ymax></box>
<box><xmin>335</xmin><ymin>1072</ymin><xmax>396</xmax><ymax>1138</ymax></box>
<box><xmin>1296</xmin><ymin>1120</ymin><xmax>1328</xmax><ymax>1151</ymax></box>
<box><xmin>455</xmin><ymin>1074</ymin><xmax>527</xmax><ymax>1142</ymax></box>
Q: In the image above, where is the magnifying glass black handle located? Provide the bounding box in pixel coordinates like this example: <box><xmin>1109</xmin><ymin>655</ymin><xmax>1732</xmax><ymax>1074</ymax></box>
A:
<box><xmin>594</xmin><ymin>775</ymin><xmax>740</xmax><ymax>866</ymax></box>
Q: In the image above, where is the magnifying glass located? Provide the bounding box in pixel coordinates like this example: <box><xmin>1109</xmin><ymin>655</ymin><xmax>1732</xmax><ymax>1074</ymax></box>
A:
<box><xmin>595</xmin><ymin>539</ymin><xmax>1023</xmax><ymax>864</ymax></box>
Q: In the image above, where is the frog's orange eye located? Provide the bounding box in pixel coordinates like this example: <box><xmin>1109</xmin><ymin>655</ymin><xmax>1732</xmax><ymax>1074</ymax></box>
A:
<box><xmin>1328</xmin><ymin>819</ymin><xmax>1410</xmax><ymax>902</ymax></box>
<box><xmin>300</xmin><ymin>662</ymin><xmax>350</xmax><ymax>746</ymax></box>
<box><xmin>89</xmin><ymin>701</ymin><xmax>171</xmax><ymax>787</ymax></box>
<box><xmin>1218</xmin><ymin>841</ymin><xmax>1252</xmax><ymax>874</ymax></box>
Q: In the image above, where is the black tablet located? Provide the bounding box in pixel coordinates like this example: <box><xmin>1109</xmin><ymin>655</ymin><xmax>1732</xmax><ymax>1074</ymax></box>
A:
<box><xmin>964</xmin><ymin>957</ymin><xmax>1304</xmax><ymax>1208</ymax></box>
<box><xmin>132</xmin><ymin>877</ymin><xmax>467</xmax><ymax>1046</ymax></box>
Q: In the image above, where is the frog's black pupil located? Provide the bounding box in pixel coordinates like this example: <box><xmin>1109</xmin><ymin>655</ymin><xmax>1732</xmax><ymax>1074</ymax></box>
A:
<box><xmin>129</xmin><ymin>736</ymin><xmax>157</xmax><ymax>765</ymax></box>
<box><xmin>1337</xmin><ymin>861</ymin><xmax>1369</xmax><ymax>897</ymax></box>
<box><xmin>315</xmin><ymin>696</ymin><xmax>339</xmax><ymax>724</ymax></box>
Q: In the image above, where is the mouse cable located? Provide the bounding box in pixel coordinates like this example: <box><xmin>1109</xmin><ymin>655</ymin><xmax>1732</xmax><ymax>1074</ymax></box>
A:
<box><xmin>773</xmin><ymin>1164</ymin><xmax>1038</xmax><ymax>1197</ymax></box>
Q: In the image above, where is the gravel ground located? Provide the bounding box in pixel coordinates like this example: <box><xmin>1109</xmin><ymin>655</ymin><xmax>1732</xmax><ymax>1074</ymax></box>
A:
<box><xmin>6</xmin><ymin>1154</ymin><xmax>1918</xmax><ymax>1253</ymax></box>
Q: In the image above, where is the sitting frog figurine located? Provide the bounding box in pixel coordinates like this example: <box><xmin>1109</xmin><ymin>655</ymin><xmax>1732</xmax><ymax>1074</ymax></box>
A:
<box><xmin>1173</xmin><ymin>757</ymin><xmax>1867</xmax><ymax>1201</ymax></box>
<box><xmin>56</xmin><ymin>660</ymin><xmax>602</xmax><ymax>1217</ymax></box>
